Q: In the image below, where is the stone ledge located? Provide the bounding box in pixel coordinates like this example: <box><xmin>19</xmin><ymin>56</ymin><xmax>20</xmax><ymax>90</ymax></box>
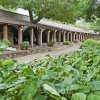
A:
<box><xmin>1</xmin><ymin>43</ymin><xmax>78</xmax><ymax>59</ymax></box>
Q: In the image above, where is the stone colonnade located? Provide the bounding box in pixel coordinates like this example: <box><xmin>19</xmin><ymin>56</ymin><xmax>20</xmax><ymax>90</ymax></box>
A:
<box><xmin>2</xmin><ymin>24</ymin><xmax>100</xmax><ymax>49</ymax></box>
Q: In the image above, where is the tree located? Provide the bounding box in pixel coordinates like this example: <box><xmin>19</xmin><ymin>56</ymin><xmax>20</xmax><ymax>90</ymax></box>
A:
<box><xmin>0</xmin><ymin>0</ymin><xmax>80</xmax><ymax>24</ymax></box>
<box><xmin>78</xmin><ymin>0</ymin><xmax>100</xmax><ymax>21</ymax></box>
<box><xmin>91</xmin><ymin>17</ymin><xmax>100</xmax><ymax>32</ymax></box>
<box><xmin>78</xmin><ymin>0</ymin><xmax>100</xmax><ymax>32</ymax></box>
<box><xmin>0</xmin><ymin>0</ymin><xmax>81</xmax><ymax>44</ymax></box>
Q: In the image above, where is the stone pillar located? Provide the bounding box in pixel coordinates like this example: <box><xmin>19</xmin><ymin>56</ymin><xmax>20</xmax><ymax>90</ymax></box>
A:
<box><xmin>90</xmin><ymin>34</ymin><xmax>92</xmax><ymax>39</ymax></box>
<box><xmin>92</xmin><ymin>34</ymin><xmax>93</xmax><ymax>39</ymax></box>
<box><xmin>88</xmin><ymin>34</ymin><xmax>90</xmax><ymax>39</ymax></box>
<box><xmin>99</xmin><ymin>34</ymin><xmax>100</xmax><ymax>39</ymax></box>
<box><xmin>84</xmin><ymin>34</ymin><xmax>87</xmax><ymax>40</ymax></box>
<box><xmin>63</xmin><ymin>31</ymin><xmax>66</xmax><ymax>42</ymax></box>
<box><xmin>66</xmin><ymin>32</ymin><xmax>70</xmax><ymax>41</ymax></box>
<box><xmin>95</xmin><ymin>34</ymin><xmax>97</xmax><ymax>39</ymax></box>
<box><xmin>95</xmin><ymin>34</ymin><xmax>97</xmax><ymax>40</ymax></box>
<box><xmin>93</xmin><ymin>34</ymin><xmax>94</xmax><ymax>39</ymax></box>
<box><xmin>76</xmin><ymin>33</ymin><xmax>79</xmax><ymax>40</ymax></box>
<box><xmin>53</xmin><ymin>30</ymin><xmax>57</xmax><ymax>43</ymax></box>
<box><xmin>91</xmin><ymin>34</ymin><xmax>93</xmax><ymax>39</ymax></box>
<box><xmin>94</xmin><ymin>34</ymin><xmax>96</xmax><ymax>39</ymax></box>
<box><xmin>93</xmin><ymin>34</ymin><xmax>95</xmax><ymax>39</ymax></box>
<box><xmin>78</xmin><ymin>33</ymin><xmax>81</xmax><ymax>41</ymax></box>
<box><xmin>89</xmin><ymin>34</ymin><xmax>91</xmax><ymax>39</ymax></box>
<box><xmin>84</xmin><ymin>34</ymin><xmax>86</xmax><ymax>40</ymax></box>
<box><xmin>82</xmin><ymin>34</ymin><xmax>85</xmax><ymax>41</ymax></box>
<box><xmin>3</xmin><ymin>24</ymin><xmax>8</xmax><ymax>40</ymax></box>
<box><xmin>18</xmin><ymin>26</ymin><xmax>23</xmax><ymax>49</ymax></box>
<box><xmin>30</xmin><ymin>27</ymin><xmax>34</xmax><ymax>48</ymax></box>
<box><xmin>96</xmin><ymin>34</ymin><xmax>98</xmax><ymax>39</ymax></box>
<box><xmin>86</xmin><ymin>34</ymin><xmax>89</xmax><ymax>40</ymax></box>
<box><xmin>47</xmin><ymin>30</ymin><xmax>50</xmax><ymax>43</ymax></box>
<box><xmin>87</xmin><ymin>33</ymin><xmax>89</xmax><ymax>39</ymax></box>
<box><xmin>70</xmin><ymin>32</ymin><xmax>73</xmax><ymax>42</ymax></box>
<box><xmin>80</xmin><ymin>33</ymin><xmax>83</xmax><ymax>41</ymax></box>
<box><xmin>38</xmin><ymin>28</ymin><xmax>44</xmax><ymax>47</ymax></box>
<box><xmin>58</xmin><ymin>31</ymin><xmax>61</xmax><ymax>44</ymax></box>
<box><xmin>73</xmin><ymin>32</ymin><xmax>76</xmax><ymax>42</ymax></box>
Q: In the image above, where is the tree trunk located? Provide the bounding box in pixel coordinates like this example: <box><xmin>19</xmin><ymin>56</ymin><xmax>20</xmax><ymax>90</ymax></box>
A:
<box><xmin>28</xmin><ymin>9</ymin><xmax>43</xmax><ymax>45</ymax></box>
<box><xmin>28</xmin><ymin>9</ymin><xmax>34</xmax><ymax>23</ymax></box>
<box><xmin>28</xmin><ymin>9</ymin><xmax>43</xmax><ymax>24</ymax></box>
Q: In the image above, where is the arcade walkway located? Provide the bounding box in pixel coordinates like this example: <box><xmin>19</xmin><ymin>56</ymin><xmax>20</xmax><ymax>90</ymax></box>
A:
<box><xmin>14</xmin><ymin>43</ymin><xmax>80</xmax><ymax>63</ymax></box>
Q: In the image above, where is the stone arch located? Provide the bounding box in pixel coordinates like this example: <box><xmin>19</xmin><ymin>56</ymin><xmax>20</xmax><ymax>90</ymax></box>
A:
<box><xmin>42</xmin><ymin>29</ymin><xmax>49</xmax><ymax>43</ymax></box>
<box><xmin>0</xmin><ymin>24</ymin><xmax>18</xmax><ymax>45</ymax></box>
<box><xmin>8</xmin><ymin>24</ymin><xmax>18</xmax><ymax>45</ymax></box>
<box><xmin>23</xmin><ymin>26</ymin><xmax>31</xmax><ymax>42</ymax></box>
<box><xmin>0</xmin><ymin>24</ymin><xmax>3</xmax><ymax>39</ymax></box>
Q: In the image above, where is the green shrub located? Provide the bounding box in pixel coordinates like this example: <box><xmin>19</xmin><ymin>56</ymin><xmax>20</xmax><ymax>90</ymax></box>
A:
<box><xmin>0</xmin><ymin>39</ymin><xmax>100</xmax><ymax>100</ymax></box>
<box><xmin>63</xmin><ymin>41</ymin><xmax>70</xmax><ymax>45</ymax></box>
<box><xmin>0</xmin><ymin>40</ymin><xmax>7</xmax><ymax>52</ymax></box>
<box><xmin>2</xmin><ymin>39</ymin><xmax>11</xmax><ymax>46</ymax></box>
<box><xmin>80</xmin><ymin>39</ymin><xmax>97</xmax><ymax>48</ymax></box>
<box><xmin>21</xmin><ymin>41</ymin><xmax>30</xmax><ymax>49</ymax></box>
<box><xmin>0</xmin><ymin>40</ymin><xmax>16</xmax><ymax>52</ymax></box>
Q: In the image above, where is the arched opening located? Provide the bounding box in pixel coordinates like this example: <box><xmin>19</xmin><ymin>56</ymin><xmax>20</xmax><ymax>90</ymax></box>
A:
<box><xmin>42</xmin><ymin>30</ymin><xmax>48</xmax><ymax>43</ymax></box>
<box><xmin>23</xmin><ymin>27</ymin><xmax>30</xmax><ymax>42</ymax></box>
<box><xmin>0</xmin><ymin>24</ymin><xmax>18</xmax><ymax>46</ymax></box>
<box><xmin>8</xmin><ymin>25</ymin><xmax>18</xmax><ymax>46</ymax></box>
<box><xmin>0</xmin><ymin>24</ymin><xmax>3</xmax><ymax>40</ymax></box>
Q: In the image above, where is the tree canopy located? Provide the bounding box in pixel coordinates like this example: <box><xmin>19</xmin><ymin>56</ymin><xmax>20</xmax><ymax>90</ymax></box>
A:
<box><xmin>79</xmin><ymin>0</ymin><xmax>100</xmax><ymax>21</ymax></box>
<box><xmin>79</xmin><ymin>0</ymin><xmax>100</xmax><ymax>32</ymax></box>
<box><xmin>0</xmin><ymin>0</ymin><xmax>80</xmax><ymax>24</ymax></box>
<box><xmin>0</xmin><ymin>0</ymin><xmax>100</xmax><ymax>32</ymax></box>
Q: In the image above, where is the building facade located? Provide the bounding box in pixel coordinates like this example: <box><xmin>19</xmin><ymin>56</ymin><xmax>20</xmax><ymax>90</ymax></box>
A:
<box><xmin>0</xmin><ymin>10</ymin><xmax>99</xmax><ymax>49</ymax></box>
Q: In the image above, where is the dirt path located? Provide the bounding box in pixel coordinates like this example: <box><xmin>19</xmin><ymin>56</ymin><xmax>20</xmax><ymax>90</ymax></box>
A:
<box><xmin>14</xmin><ymin>43</ymin><xmax>80</xmax><ymax>64</ymax></box>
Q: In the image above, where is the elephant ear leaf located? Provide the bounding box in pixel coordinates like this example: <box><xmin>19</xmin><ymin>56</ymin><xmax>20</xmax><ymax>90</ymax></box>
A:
<box><xmin>43</xmin><ymin>84</ymin><xmax>61</xmax><ymax>100</ymax></box>
<box><xmin>2</xmin><ymin>60</ymin><xmax>15</xmax><ymax>66</ymax></box>
<box><xmin>71</xmin><ymin>93</ymin><xmax>86</xmax><ymax>100</ymax></box>
<box><xmin>0</xmin><ymin>84</ymin><xmax>8</xmax><ymax>90</ymax></box>
<box><xmin>87</xmin><ymin>94</ymin><xmax>100</xmax><ymax>100</ymax></box>
<box><xmin>89</xmin><ymin>81</ymin><xmax>100</xmax><ymax>90</ymax></box>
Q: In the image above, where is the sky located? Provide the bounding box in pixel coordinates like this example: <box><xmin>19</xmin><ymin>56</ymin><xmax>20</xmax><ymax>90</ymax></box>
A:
<box><xmin>16</xmin><ymin>8</ymin><xmax>29</xmax><ymax>16</ymax></box>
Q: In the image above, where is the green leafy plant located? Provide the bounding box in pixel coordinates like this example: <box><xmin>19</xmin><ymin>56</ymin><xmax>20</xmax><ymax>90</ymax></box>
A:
<box><xmin>0</xmin><ymin>40</ymin><xmax>16</xmax><ymax>53</ymax></box>
<box><xmin>0</xmin><ymin>40</ymin><xmax>100</xmax><ymax>99</ymax></box>
<box><xmin>2</xmin><ymin>39</ymin><xmax>11</xmax><ymax>46</ymax></box>
<box><xmin>0</xmin><ymin>41</ymin><xmax>7</xmax><ymax>52</ymax></box>
<box><xmin>21</xmin><ymin>41</ymin><xmax>30</xmax><ymax>50</ymax></box>
<box><xmin>80</xmin><ymin>39</ymin><xmax>97</xmax><ymax>48</ymax></box>
<box><xmin>63</xmin><ymin>41</ymin><xmax>70</xmax><ymax>45</ymax></box>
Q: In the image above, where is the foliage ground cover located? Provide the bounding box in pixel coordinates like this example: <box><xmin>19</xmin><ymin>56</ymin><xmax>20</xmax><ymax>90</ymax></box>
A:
<box><xmin>0</xmin><ymin>39</ymin><xmax>100</xmax><ymax>100</ymax></box>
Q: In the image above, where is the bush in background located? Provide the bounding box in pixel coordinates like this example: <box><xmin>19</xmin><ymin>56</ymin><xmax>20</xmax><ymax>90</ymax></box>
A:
<box><xmin>63</xmin><ymin>41</ymin><xmax>70</xmax><ymax>45</ymax></box>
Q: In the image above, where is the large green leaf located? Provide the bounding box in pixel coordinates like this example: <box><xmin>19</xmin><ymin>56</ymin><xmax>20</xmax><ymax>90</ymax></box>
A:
<box><xmin>71</xmin><ymin>93</ymin><xmax>86</xmax><ymax>100</ymax></box>
<box><xmin>43</xmin><ymin>84</ymin><xmax>60</xmax><ymax>97</ymax></box>
<box><xmin>0</xmin><ymin>84</ymin><xmax>8</xmax><ymax>90</ymax></box>
<box><xmin>93</xmin><ymin>56</ymin><xmax>100</xmax><ymax>66</ymax></box>
<box><xmin>77</xmin><ymin>86</ymin><xmax>90</xmax><ymax>93</ymax></box>
<box><xmin>2</xmin><ymin>59</ymin><xmax>15</xmax><ymax>66</ymax></box>
<box><xmin>90</xmin><ymin>81</ymin><xmax>100</xmax><ymax>90</ymax></box>
<box><xmin>34</xmin><ymin>95</ymin><xmax>46</xmax><ymax>100</ymax></box>
<box><xmin>43</xmin><ymin>84</ymin><xmax>61</xmax><ymax>100</ymax></box>
<box><xmin>46</xmin><ymin>70</ymin><xmax>58</xmax><ymax>80</ymax></box>
<box><xmin>22</xmin><ymin>81</ymin><xmax>38</xmax><ymax>100</ymax></box>
<box><xmin>87</xmin><ymin>94</ymin><xmax>100</xmax><ymax>100</ymax></box>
